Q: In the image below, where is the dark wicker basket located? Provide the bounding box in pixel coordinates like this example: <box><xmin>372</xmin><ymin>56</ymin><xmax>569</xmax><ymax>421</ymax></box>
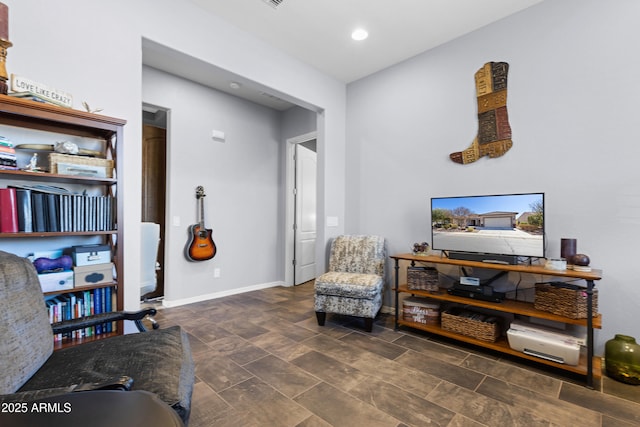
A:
<box><xmin>407</xmin><ymin>266</ymin><xmax>439</xmax><ymax>291</ymax></box>
<box><xmin>441</xmin><ymin>308</ymin><xmax>501</xmax><ymax>342</ymax></box>
<box><xmin>534</xmin><ymin>283</ymin><xmax>598</xmax><ymax>319</ymax></box>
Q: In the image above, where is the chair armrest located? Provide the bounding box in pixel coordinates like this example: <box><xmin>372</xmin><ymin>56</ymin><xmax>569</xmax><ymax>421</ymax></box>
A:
<box><xmin>51</xmin><ymin>308</ymin><xmax>158</xmax><ymax>334</ymax></box>
<box><xmin>71</xmin><ymin>376</ymin><xmax>134</xmax><ymax>392</ymax></box>
<box><xmin>0</xmin><ymin>377</ymin><xmax>134</xmax><ymax>404</ymax></box>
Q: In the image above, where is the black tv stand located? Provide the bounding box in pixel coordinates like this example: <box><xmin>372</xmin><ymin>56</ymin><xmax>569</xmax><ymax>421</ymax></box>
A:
<box><xmin>447</xmin><ymin>251</ymin><xmax>518</xmax><ymax>265</ymax></box>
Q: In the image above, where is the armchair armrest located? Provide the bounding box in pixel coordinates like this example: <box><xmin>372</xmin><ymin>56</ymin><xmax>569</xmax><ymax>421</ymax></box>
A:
<box><xmin>0</xmin><ymin>377</ymin><xmax>134</xmax><ymax>405</ymax></box>
<box><xmin>52</xmin><ymin>308</ymin><xmax>158</xmax><ymax>334</ymax></box>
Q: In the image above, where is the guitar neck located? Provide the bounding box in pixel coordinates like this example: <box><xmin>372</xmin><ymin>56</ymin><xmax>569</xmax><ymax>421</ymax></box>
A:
<box><xmin>199</xmin><ymin>196</ymin><xmax>205</xmax><ymax>228</ymax></box>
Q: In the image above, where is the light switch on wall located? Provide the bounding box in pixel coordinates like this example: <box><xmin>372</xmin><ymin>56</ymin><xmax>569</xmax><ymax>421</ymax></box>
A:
<box><xmin>327</xmin><ymin>216</ymin><xmax>339</xmax><ymax>227</ymax></box>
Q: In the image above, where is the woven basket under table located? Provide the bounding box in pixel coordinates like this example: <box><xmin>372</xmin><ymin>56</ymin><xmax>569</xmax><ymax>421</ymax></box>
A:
<box><xmin>441</xmin><ymin>308</ymin><xmax>501</xmax><ymax>342</ymax></box>
<box><xmin>534</xmin><ymin>283</ymin><xmax>598</xmax><ymax>319</ymax></box>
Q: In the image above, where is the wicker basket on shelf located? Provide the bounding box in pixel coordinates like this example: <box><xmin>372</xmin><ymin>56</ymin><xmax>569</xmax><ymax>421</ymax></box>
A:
<box><xmin>49</xmin><ymin>153</ymin><xmax>114</xmax><ymax>178</ymax></box>
<box><xmin>534</xmin><ymin>283</ymin><xmax>598</xmax><ymax>319</ymax></box>
<box><xmin>407</xmin><ymin>266</ymin><xmax>439</xmax><ymax>291</ymax></box>
<box><xmin>441</xmin><ymin>307</ymin><xmax>501</xmax><ymax>342</ymax></box>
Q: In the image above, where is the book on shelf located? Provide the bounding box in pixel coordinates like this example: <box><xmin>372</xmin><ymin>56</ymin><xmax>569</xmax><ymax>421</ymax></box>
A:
<box><xmin>31</xmin><ymin>192</ymin><xmax>47</xmax><ymax>232</ymax></box>
<box><xmin>0</xmin><ymin>187</ymin><xmax>19</xmax><ymax>232</ymax></box>
<box><xmin>45</xmin><ymin>286</ymin><xmax>117</xmax><ymax>341</ymax></box>
<box><xmin>94</xmin><ymin>287</ymin><xmax>103</xmax><ymax>335</ymax></box>
<box><xmin>8</xmin><ymin>184</ymin><xmax>116</xmax><ymax>233</ymax></box>
<box><xmin>46</xmin><ymin>193</ymin><xmax>60</xmax><ymax>232</ymax></box>
<box><xmin>15</xmin><ymin>188</ymin><xmax>33</xmax><ymax>232</ymax></box>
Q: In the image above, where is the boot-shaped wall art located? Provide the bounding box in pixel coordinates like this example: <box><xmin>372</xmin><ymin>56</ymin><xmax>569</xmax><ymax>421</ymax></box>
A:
<box><xmin>450</xmin><ymin>62</ymin><xmax>512</xmax><ymax>164</ymax></box>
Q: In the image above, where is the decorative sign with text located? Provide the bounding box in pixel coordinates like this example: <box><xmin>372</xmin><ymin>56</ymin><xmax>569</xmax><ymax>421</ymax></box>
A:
<box><xmin>10</xmin><ymin>74</ymin><xmax>73</xmax><ymax>108</ymax></box>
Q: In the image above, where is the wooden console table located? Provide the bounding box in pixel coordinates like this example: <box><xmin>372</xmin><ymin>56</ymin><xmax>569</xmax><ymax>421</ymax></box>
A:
<box><xmin>390</xmin><ymin>253</ymin><xmax>602</xmax><ymax>387</ymax></box>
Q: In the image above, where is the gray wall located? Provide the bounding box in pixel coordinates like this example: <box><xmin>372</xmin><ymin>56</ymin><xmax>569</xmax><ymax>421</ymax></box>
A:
<box><xmin>346</xmin><ymin>0</ymin><xmax>640</xmax><ymax>353</ymax></box>
<box><xmin>5</xmin><ymin>0</ymin><xmax>346</xmax><ymax>312</ymax></box>
<box><xmin>143</xmin><ymin>66</ymin><xmax>284</xmax><ymax>303</ymax></box>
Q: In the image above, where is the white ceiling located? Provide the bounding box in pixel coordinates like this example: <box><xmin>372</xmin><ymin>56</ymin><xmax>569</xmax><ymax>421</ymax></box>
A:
<box><xmin>189</xmin><ymin>0</ymin><xmax>543</xmax><ymax>83</ymax></box>
<box><xmin>144</xmin><ymin>0</ymin><xmax>543</xmax><ymax>111</ymax></box>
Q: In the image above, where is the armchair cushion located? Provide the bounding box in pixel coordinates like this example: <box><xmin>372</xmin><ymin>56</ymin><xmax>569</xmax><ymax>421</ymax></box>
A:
<box><xmin>328</xmin><ymin>235</ymin><xmax>385</xmax><ymax>276</ymax></box>
<box><xmin>17</xmin><ymin>325</ymin><xmax>194</xmax><ymax>422</ymax></box>
<box><xmin>314</xmin><ymin>272</ymin><xmax>383</xmax><ymax>298</ymax></box>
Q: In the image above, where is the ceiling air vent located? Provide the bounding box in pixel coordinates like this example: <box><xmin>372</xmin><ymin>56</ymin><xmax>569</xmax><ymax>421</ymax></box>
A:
<box><xmin>263</xmin><ymin>0</ymin><xmax>284</xmax><ymax>9</ymax></box>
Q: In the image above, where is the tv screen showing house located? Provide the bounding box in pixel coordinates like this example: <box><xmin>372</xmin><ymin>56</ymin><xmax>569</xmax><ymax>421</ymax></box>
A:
<box><xmin>431</xmin><ymin>193</ymin><xmax>545</xmax><ymax>258</ymax></box>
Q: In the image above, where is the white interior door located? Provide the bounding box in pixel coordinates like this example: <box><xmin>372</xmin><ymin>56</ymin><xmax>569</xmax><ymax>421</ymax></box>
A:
<box><xmin>294</xmin><ymin>143</ymin><xmax>317</xmax><ymax>285</ymax></box>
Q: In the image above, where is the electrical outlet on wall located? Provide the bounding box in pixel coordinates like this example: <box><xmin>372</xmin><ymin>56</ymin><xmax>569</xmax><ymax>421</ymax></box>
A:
<box><xmin>214</xmin><ymin>268</ymin><xmax>221</xmax><ymax>278</ymax></box>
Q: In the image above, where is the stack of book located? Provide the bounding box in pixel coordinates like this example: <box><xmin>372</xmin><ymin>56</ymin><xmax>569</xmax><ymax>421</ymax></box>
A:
<box><xmin>6</xmin><ymin>184</ymin><xmax>115</xmax><ymax>233</ymax></box>
<box><xmin>0</xmin><ymin>135</ymin><xmax>17</xmax><ymax>170</ymax></box>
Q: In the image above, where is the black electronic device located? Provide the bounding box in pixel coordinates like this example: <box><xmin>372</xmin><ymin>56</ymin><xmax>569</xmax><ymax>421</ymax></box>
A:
<box><xmin>447</xmin><ymin>284</ymin><xmax>505</xmax><ymax>303</ymax></box>
<box><xmin>448</xmin><ymin>251</ymin><xmax>518</xmax><ymax>265</ymax></box>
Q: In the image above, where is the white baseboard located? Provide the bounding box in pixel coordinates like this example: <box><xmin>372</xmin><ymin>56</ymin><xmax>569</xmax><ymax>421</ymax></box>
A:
<box><xmin>162</xmin><ymin>281</ymin><xmax>285</xmax><ymax>308</ymax></box>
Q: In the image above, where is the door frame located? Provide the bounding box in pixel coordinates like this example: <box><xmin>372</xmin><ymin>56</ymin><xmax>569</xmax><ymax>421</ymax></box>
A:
<box><xmin>284</xmin><ymin>131</ymin><xmax>317</xmax><ymax>287</ymax></box>
<box><xmin>141</xmin><ymin>103</ymin><xmax>169</xmax><ymax>300</ymax></box>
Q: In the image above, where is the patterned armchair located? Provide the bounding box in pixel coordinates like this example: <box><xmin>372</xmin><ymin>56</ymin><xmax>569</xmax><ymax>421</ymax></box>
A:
<box><xmin>314</xmin><ymin>235</ymin><xmax>386</xmax><ymax>332</ymax></box>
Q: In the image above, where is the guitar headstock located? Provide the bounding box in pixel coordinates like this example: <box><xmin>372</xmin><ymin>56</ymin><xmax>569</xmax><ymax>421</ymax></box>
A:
<box><xmin>195</xmin><ymin>185</ymin><xmax>206</xmax><ymax>199</ymax></box>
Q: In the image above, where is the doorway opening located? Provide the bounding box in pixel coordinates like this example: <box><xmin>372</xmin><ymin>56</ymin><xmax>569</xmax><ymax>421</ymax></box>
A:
<box><xmin>141</xmin><ymin>104</ymin><xmax>168</xmax><ymax>300</ymax></box>
<box><xmin>285</xmin><ymin>132</ymin><xmax>317</xmax><ymax>286</ymax></box>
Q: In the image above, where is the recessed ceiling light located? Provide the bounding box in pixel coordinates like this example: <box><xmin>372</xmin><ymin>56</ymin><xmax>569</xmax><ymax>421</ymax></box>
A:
<box><xmin>229</xmin><ymin>82</ymin><xmax>241</xmax><ymax>90</ymax></box>
<box><xmin>351</xmin><ymin>28</ymin><xmax>369</xmax><ymax>41</ymax></box>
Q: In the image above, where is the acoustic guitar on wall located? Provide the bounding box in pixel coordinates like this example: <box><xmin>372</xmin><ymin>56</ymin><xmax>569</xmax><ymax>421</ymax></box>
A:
<box><xmin>185</xmin><ymin>186</ymin><xmax>217</xmax><ymax>261</ymax></box>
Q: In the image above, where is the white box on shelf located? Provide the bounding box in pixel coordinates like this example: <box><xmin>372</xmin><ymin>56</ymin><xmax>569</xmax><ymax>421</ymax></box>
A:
<box><xmin>38</xmin><ymin>271</ymin><xmax>74</xmax><ymax>293</ymax></box>
<box><xmin>73</xmin><ymin>263</ymin><xmax>114</xmax><ymax>288</ymax></box>
<box><xmin>69</xmin><ymin>244</ymin><xmax>111</xmax><ymax>266</ymax></box>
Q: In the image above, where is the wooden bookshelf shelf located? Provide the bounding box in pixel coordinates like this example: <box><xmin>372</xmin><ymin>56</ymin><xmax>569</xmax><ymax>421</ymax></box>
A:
<box><xmin>0</xmin><ymin>94</ymin><xmax>126</xmax><ymax>348</ymax></box>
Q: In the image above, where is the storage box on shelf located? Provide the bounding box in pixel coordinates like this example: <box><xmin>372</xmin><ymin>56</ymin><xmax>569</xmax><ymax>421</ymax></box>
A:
<box><xmin>0</xmin><ymin>94</ymin><xmax>126</xmax><ymax>349</ymax></box>
<box><xmin>49</xmin><ymin>152</ymin><xmax>114</xmax><ymax>178</ymax></box>
<box><xmin>391</xmin><ymin>253</ymin><xmax>603</xmax><ymax>387</ymax></box>
<box><xmin>441</xmin><ymin>307</ymin><xmax>501</xmax><ymax>342</ymax></box>
<box><xmin>534</xmin><ymin>282</ymin><xmax>598</xmax><ymax>319</ymax></box>
<box><xmin>402</xmin><ymin>296</ymin><xmax>440</xmax><ymax>325</ymax></box>
<box><xmin>407</xmin><ymin>266</ymin><xmax>439</xmax><ymax>292</ymax></box>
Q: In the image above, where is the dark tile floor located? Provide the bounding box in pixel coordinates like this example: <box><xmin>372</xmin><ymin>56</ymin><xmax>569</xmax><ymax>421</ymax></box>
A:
<box><xmin>151</xmin><ymin>282</ymin><xmax>640</xmax><ymax>427</ymax></box>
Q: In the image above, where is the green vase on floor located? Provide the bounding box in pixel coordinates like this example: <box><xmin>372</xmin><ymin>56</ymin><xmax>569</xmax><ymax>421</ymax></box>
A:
<box><xmin>605</xmin><ymin>334</ymin><xmax>640</xmax><ymax>385</ymax></box>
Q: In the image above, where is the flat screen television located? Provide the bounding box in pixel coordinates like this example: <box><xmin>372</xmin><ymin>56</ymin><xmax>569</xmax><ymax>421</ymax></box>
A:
<box><xmin>431</xmin><ymin>192</ymin><xmax>545</xmax><ymax>262</ymax></box>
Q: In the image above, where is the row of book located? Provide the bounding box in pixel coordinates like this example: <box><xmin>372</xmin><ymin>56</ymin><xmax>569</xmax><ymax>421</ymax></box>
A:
<box><xmin>0</xmin><ymin>185</ymin><xmax>115</xmax><ymax>233</ymax></box>
<box><xmin>46</xmin><ymin>287</ymin><xmax>115</xmax><ymax>342</ymax></box>
<box><xmin>0</xmin><ymin>135</ymin><xmax>18</xmax><ymax>170</ymax></box>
